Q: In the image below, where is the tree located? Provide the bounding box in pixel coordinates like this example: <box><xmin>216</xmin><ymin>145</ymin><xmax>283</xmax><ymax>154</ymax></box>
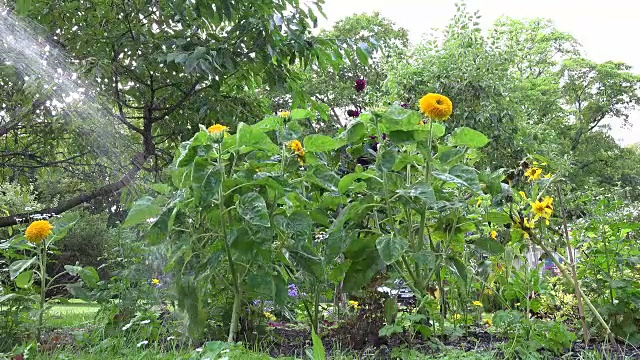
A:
<box><xmin>559</xmin><ymin>58</ymin><xmax>640</xmax><ymax>151</ymax></box>
<box><xmin>384</xmin><ymin>4</ymin><xmax>521</xmax><ymax>168</ymax></box>
<box><xmin>0</xmin><ymin>0</ymin><xmax>333</xmax><ymax>227</ymax></box>
<box><xmin>272</xmin><ymin>12</ymin><xmax>409</xmax><ymax>133</ymax></box>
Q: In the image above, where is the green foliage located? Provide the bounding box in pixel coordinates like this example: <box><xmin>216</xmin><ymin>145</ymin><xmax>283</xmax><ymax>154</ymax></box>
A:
<box><xmin>493</xmin><ymin>310</ymin><xmax>577</xmax><ymax>358</ymax></box>
<box><xmin>574</xmin><ymin>195</ymin><xmax>640</xmax><ymax>343</ymax></box>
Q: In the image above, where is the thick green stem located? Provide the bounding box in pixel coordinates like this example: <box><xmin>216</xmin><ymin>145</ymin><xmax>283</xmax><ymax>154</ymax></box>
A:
<box><xmin>313</xmin><ymin>282</ymin><xmax>320</xmax><ymax>334</ymax></box>
<box><xmin>531</xmin><ymin>234</ymin><xmax>613</xmax><ymax>340</ymax></box>
<box><xmin>37</xmin><ymin>241</ymin><xmax>47</xmax><ymax>343</ymax></box>
<box><xmin>218</xmin><ymin>144</ymin><xmax>241</xmax><ymax>343</ymax></box>
<box><xmin>556</xmin><ymin>186</ymin><xmax>589</xmax><ymax>344</ymax></box>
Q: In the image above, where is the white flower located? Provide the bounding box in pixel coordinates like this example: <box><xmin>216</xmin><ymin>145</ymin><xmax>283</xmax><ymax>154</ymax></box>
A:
<box><xmin>136</xmin><ymin>340</ymin><xmax>148</xmax><ymax>347</ymax></box>
<box><xmin>139</xmin><ymin>319</ymin><xmax>151</xmax><ymax>324</ymax></box>
<box><xmin>122</xmin><ymin>323</ymin><xmax>133</xmax><ymax>331</ymax></box>
<box><xmin>167</xmin><ymin>336</ymin><xmax>175</xmax><ymax>340</ymax></box>
<box><xmin>196</xmin><ymin>347</ymin><xmax>203</xmax><ymax>352</ymax></box>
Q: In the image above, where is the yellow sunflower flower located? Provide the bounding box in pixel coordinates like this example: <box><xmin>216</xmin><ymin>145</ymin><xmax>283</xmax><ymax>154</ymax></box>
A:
<box><xmin>279</xmin><ymin>110</ymin><xmax>291</xmax><ymax>118</ymax></box>
<box><xmin>288</xmin><ymin>140</ymin><xmax>305</xmax><ymax>157</ymax></box>
<box><xmin>489</xmin><ymin>230</ymin><xmax>497</xmax><ymax>240</ymax></box>
<box><xmin>152</xmin><ymin>278</ymin><xmax>160</xmax><ymax>285</ymax></box>
<box><xmin>524</xmin><ymin>167</ymin><xmax>542</xmax><ymax>182</ymax></box>
<box><xmin>419</xmin><ymin>93</ymin><xmax>453</xmax><ymax>121</ymax></box>
<box><xmin>207</xmin><ymin>124</ymin><xmax>228</xmax><ymax>135</ymax></box>
<box><xmin>25</xmin><ymin>220</ymin><xmax>53</xmax><ymax>244</ymax></box>
<box><xmin>531</xmin><ymin>198</ymin><xmax>553</xmax><ymax>223</ymax></box>
<box><xmin>483</xmin><ymin>318</ymin><xmax>493</xmax><ymax>326</ymax></box>
<box><xmin>348</xmin><ymin>300</ymin><xmax>360</xmax><ymax>309</ymax></box>
<box><xmin>472</xmin><ymin>301</ymin><xmax>483</xmax><ymax>307</ymax></box>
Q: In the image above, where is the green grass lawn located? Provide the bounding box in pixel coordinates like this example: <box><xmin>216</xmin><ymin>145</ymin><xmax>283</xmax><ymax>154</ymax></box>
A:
<box><xmin>45</xmin><ymin>299</ymin><xmax>99</xmax><ymax>329</ymax></box>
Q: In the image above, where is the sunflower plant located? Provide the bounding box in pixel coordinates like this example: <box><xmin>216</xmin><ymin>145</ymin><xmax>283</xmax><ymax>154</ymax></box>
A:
<box><xmin>0</xmin><ymin>213</ymin><xmax>79</xmax><ymax>343</ymax></box>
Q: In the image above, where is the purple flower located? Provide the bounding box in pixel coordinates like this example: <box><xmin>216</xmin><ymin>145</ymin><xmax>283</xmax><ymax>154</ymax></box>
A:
<box><xmin>288</xmin><ymin>284</ymin><xmax>299</xmax><ymax>298</ymax></box>
<box><xmin>346</xmin><ymin>109</ymin><xmax>360</xmax><ymax>118</ymax></box>
<box><xmin>369</xmin><ymin>135</ymin><xmax>377</xmax><ymax>140</ymax></box>
<box><xmin>400</xmin><ymin>103</ymin><xmax>409</xmax><ymax>108</ymax></box>
<box><xmin>371</xmin><ymin>142</ymin><xmax>379</xmax><ymax>152</ymax></box>
<box><xmin>381</xmin><ymin>133</ymin><xmax>387</xmax><ymax>141</ymax></box>
<box><xmin>354</xmin><ymin>79</ymin><xmax>366</xmax><ymax>92</ymax></box>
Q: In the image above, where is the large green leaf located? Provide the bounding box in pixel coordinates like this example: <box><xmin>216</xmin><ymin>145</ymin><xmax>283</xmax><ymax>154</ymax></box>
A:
<box><xmin>487</xmin><ymin>211</ymin><xmax>511</xmax><ymax>225</ymax></box>
<box><xmin>9</xmin><ymin>257</ymin><xmax>36</xmax><ymax>280</ymax></box>
<box><xmin>285</xmin><ymin>211</ymin><xmax>313</xmax><ymax>242</ymax></box>
<box><xmin>291</xmin><ymin>109</ymin><xmax>312</xmax><ymax>120</ymax></box>
<box><xmin>449</xmin><ymin>165</ymin><xmax>481</xmax><ymax>192</ymax></box>
<box><xmin>449</xmin><ymin>127</ymin><xmax>490</xmax><ymax>148</ymax></box>
<box><xmin>337</xmin><ymin>121</ymin><xmax>366</xmax><ymax>144</ymax></box>
<box><xmin>237</xmin><ymin>192</ymin><xmax>270</xmax><ymax>227</ymax></box>
<box><xmin>14</xmin><ymin>270</ymin><xmax>32</xmax><ymax>289</ymax></box>
<box><xmin>287</xmin><ymin>244</ymin><xmax>323</xmax><ymax>278</ymax></box>
<box><xmin>176</xmin><ymin>131</ymin><xmax>210</xmax><ymax>167</ymax></box>
<box><xmin>356</xmin><ymin>43</ymin><xmax>370</xmax><ymax>65</ymax></box>
<box><xmin>446</xmin><ymin>256</ymin><xmax>468</xmax><ymax>285</ymax></box>
<box><xmin>123</xmin><ymin>196</ymin><xmax>164</xmax><ymax>227</ymax></box>
<box><xmin>376</xmin><ymin>234</ymin><xmax>408</xmax><ymax>265</ymax></box>
<box><xmin>307</xmin><ymin>170</ymin><xmax>339</xmax><ymax>192</ymax></box>
<box><xmin>343</xmin><ymin>255</ymin><xmax>379</xmax><ymax>293</ymax></box>
<box><xmin>433</xmin><ymin>165</ymin><xmax>481</xmax><ymax>193</ymax></box>
<box><xmin>475</xmin><ymin>237</ymin><xmax>505</xmax><ymax>255</ymax></box>
<box><xmin>377</xmin><ymin>106</ymin><xmax>423</xmax><ymax>132</ymax></box>
<box><xmin>49</xmin><ymin>212</ymin><xmax>80</xmax><ymax>243</ymax></box>
<box><xmin>237</xmin><ymin>122</ymin><xmax>278</xmax><ymax>154</ymax></box>
<box><xmin>377</xmin><ymin>149</ymin><xmax>397</xmax><ymax>172</ymax></box>
<box><xmin>338</xmin><ymin>172</ymin><xmax>376</xmax><ymax>194</ymax></box>
<box><xmin>64</xmin><ymin>265</ymin><xmax>100</xmax><ymax>287</ymax></box>
<box><xmin>253</xmin><ymin>115</ymin><xmax>282</xmax><ymax>132</ymax></box>
<box><xmin>303</xmin><ymin>134</ymin><xmax>343</xmax><ymax>152</ymax></box>
<box><xmin>396</xmin><ymin>182</ymin><xmax>436</xmax><ymax>206</ymax></box>
<box><xmin>312</xmin><ymin>329</ymin><xmax>327</xmax><ymax>360</ymax></box>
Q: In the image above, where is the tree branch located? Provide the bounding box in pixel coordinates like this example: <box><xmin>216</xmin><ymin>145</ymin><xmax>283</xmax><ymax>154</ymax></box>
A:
<box><xmin>0</xmin><ymin>152</ymin><xmax>149</xmax><ymax>228</ymax></box>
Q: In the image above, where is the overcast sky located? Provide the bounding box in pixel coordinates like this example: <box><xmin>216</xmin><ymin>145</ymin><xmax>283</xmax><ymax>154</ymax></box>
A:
<box><xmin>319</xmin><ymin>0</ymin><xmax>640</xmax><ymax>146</ymax></box>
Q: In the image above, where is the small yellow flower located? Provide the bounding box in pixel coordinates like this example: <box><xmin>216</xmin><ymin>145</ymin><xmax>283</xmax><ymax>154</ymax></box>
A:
<box><xmin>531</xmin><ymin>197</ymin><xmax>553</xmax><ymax>223</ymax></box>
<box><xmin>525</xmin><ymin>167</ymin><xmax>542</xmax><ymax>181</ymax></box>
<box><xmin>207</xmin><ymin>124</ymin><xmax>228</xmax><ymax>135</ymax></box>
<box><xmin>489</xmin><ymin>231</ymin><xmax>497</xmax><ymax>240</ymax></box>
<box><xmin>419</xmin><ymin>93</ymin><xmax>453</xmax><ymax>121</ymax></box>
<box><xmin>472</xmin><ymin>301</ymin><xmax>483</xmax><ymax>307</ymax></box>
<box><xmin>519</xmin><ymin>191</ymin><xmax>528</xmax><ymax>200</ymax></box>
<box><xmin>25</xmin><ymin>220</ymin><xmax>53</xmax><ymax>244</ymax></box>
<box><xmin>152</xmin><ymin>278</ymin><xmax>160</xmax><ymax>285</ymax></box>
<box><xmin>348</xmin><ymin>300</ymin><xmax>360</xmax><ymax>309</ymax></box>
<box><xmin>264</xmin><ymin>312</ymin><xmax>276</xmax><ymax>321</ymax></box>
<box><xmin>452</xmin><ymin>313</ymin><xmax>462</xmax><ymax>320</ymax></box>
<box><xmin>288</xmin><ymin>140</ymin><xmax>304</xmax><ymax>157</ymax></box>
<box><xmin>483</xmin><ymin>318</ymin><xmax>493</xmax><ymax>326</ymax></box>
<box><xmin>279</xmin><ymin>110</ymin><xmax>290</xmax><ymax>118</ymax></box>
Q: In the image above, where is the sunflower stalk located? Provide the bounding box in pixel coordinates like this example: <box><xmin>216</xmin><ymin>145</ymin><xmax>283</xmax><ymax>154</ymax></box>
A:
<box><xmin>555</xmin><ymin>185</ymin><xmax>589</xmax><ymax>345</ymax></box>
<box><xmin>528</xmin><ymin>232</ymin><xmax>612</xmax><ymax>340</ymax></box>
